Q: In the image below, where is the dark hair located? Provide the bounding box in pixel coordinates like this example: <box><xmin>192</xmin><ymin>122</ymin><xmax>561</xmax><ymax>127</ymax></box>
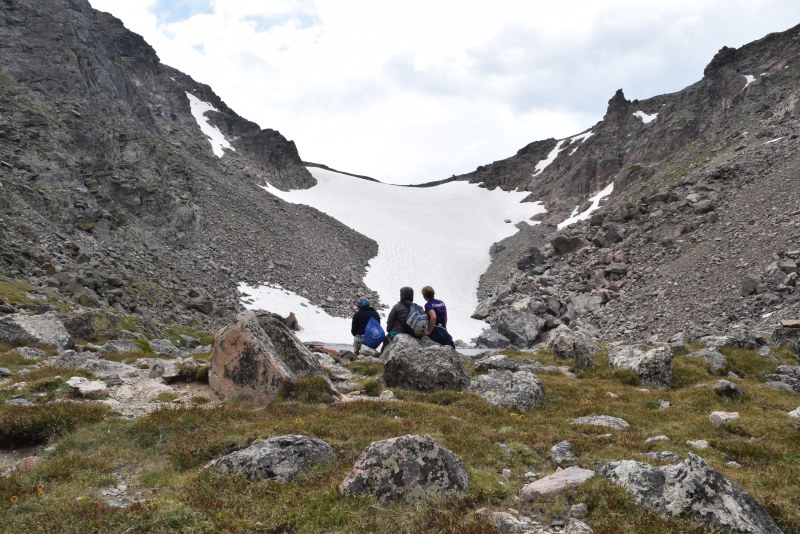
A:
<box><xmin>421</xmin><ymin>286</ymin><xmax>434</xmax><ymax>300</ymax></box>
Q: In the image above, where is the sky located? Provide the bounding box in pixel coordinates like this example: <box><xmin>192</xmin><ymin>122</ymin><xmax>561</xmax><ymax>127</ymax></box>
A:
<box><xmin>88</xmin><ymin>1</ymin><xmax>800</xmax><ymax>184</ymax></box>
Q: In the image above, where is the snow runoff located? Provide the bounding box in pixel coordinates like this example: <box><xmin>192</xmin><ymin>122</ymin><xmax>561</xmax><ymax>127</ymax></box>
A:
<box><xmin>633</xmin><ymin>111</ymin><xmax>658</xmax><ymax>124</ymax></box>
<box><xmin>186</xmin><ymin>92</ymin><xmax>234</xmax><ymax>157</ymax></box>
<box><xmin>246</xmin><ymin>167</ymin><xmax>545</xmax><ymax>344</ymax></box>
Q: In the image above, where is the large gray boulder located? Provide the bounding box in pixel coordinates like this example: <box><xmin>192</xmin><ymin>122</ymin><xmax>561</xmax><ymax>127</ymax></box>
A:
<box><xmin>338</xmin><ymin>434</ymin><xmax>468</xmax><ymax>503</ymax></box>
<box><xmin>764</xmin><ymin>365</ymin><xmax>800</xmax><ymax>393</ymax></box>
<box><xmin>551</xmin><ymin>231</ymin><xmax>587</xmax><ymax>255</ymax></box>
<box><xmin>468</xmin><ymin>370</ymin><xmax>544</xmax><ymax>411</ymax></box>
<box><xmin>608</xmin><ymin>345</ymin><xmax>673</xmax><ymax>389</ymax></box>
<box><xmin>685</xmin><ymin>348</ymin><xmax>727</xmax><ymax>374</ymax></box>
<box><xmin>598</xmin><ymin>453</ymin><xmax>781</xmax><ymax>533</ymax></box>
<box><xmin>208</xmin><ymin>435</ymin><xmax>334</xmax><ymax>482</ymax></box>
<box><xmin>545</xmin><ymin>325</ymin><xmax>602</xmax><ymax>369</ymax></box>
<box><xmin>382</xmin><ymin>335</ymin><xmax>470</xmax><ymax>392</ymax></box>
<box><xmin>209</xmin><ymin>311</ymin><xmax>334</xmax><ymax>403</ymax></box>
<box><xmin>475</xmin><ymin>328</ymin><xmax>512</xmax><ymax>348</ymax></box>
<box><xmin>0</xmin><ymin>312</ymin><xmax>72</xmax><ymax>349</ymax></box>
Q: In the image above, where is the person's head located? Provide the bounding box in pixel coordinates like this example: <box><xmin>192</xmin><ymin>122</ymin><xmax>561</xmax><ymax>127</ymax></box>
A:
<box><xmin>421</xmin><ymin>286</ymin><xmax>435</xmax><ymax>301</ymax></box>
<box><xmin>400</xmin><ymin>286</ymin><xmax>413</xmax><ymax>302</ymax></box>
<box><xmin>357</xmin><ymin>297</ymin><xmax>369</xmax><ymax>308</ymax></box>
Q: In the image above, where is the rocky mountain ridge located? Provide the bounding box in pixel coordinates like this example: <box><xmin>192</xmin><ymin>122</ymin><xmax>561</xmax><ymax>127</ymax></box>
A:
<box><xmin>466</xmin><ymin>23</ymin><xmax>800</xmax><ymax>345</ymax></box>
<box><xmin>0</xmin><ymin>0</ymin><xmax>377</xmax><ymax>331</ymax></box>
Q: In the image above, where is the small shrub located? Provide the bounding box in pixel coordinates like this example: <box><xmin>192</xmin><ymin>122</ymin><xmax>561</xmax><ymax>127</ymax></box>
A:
<box><xmin>468</xmin><ymin>467</ymin><xmax>514</xmax><ymax>503</ymax></box>
<box><xmin>0</xmin><ymin>402</ymin><xmax>107</xmax><ymax>447</ymax></box>
<box><xmin>672</xmin><ymin>356</ymin><xmax>712</xmax><ymax>388</ymax></box>
<box><xmin>362</xmin><ymin>379</ymin><xmax>382</xmax><ymax>397</ymax></box>
<box><xmin>134</xmin><ymin>339</ymin><xmax>153</xmax><ymax>354</ymax></box>
<box><xmin>156</xmin><ymin>392</ymin><xmax>178</xmax><ymax>403</ymax></box>
<box><xmin>345</xmin><ymin>361</ymin><xmax>384</xmax><ymax>376</ymax></box>
<box><xmin>191</xmin><ymin>396</ymin><xmax>211</xmax><ymax>405</ymax></box>
<box><xmin>279</xmin><ymin>375</ymin><xmax>337</xmax><ymax>404</ymax></box>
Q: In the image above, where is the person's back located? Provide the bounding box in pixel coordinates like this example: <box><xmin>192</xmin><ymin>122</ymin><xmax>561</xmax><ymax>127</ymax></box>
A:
<box><xmin>351</xmin><ymin>297</ymin><xmax>380</xmax><ymax>353</ymax></box>
<box><xmin>386</xmin><ymin>286</ymin><xmax>415</xmax><ymax>336</ymax></box>
<box><xmin>421</xmin><ymin>285</ymin><xmax>455</xmax><ymax>347</ymax></box>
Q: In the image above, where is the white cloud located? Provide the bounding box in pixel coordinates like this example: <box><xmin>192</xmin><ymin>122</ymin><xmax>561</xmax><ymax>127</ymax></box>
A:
<box><xmin>88</xmin><ymin>0</ymin><xmax>800</xmax><ymax>184</ymax></box>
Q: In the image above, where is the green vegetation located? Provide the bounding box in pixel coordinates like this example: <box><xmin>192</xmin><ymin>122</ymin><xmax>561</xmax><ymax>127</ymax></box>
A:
<box><xmin>0</xmin><ymin>346</ymin><xmax>798</xmax><ymax>533</ymax></box>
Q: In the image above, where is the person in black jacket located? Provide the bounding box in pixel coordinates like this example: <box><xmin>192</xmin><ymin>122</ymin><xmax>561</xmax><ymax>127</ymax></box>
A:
<box><xmin>381</xmin><ymin>286</ymin><xmax>415</xmax><ymax>352</ymax></box>
<box><xmin>351</xmin><ymin>297</ymin><xmax>380</xmax><ymax>354</ymax></box>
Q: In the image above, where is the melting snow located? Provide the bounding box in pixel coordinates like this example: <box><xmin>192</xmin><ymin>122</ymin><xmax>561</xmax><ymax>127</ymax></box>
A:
<box><xmin>186</xmin><ymin>92</ymin><xmax>234</xmax><ymax>158</ymax></box>
<box><xmin>568</xmin><ymin>131</ymin><xmax>594</xmax><ymax>155</ymax></box>
<box><xmin>743</xmin><ymin>74</ymin><xmax>756</xmax><ymax>88</ymax></box>
<box><xmin>532</xmin><ymin>139</ymin><xmax>568</xmax><ymax>176</ymax></box>
<box><xmin>765</xmin><ymin>137</ymin><xmax>784</xmax><ymax>145</ymax></box>
<box><xmin>250</xmin><ymin>167</ymin><xmax>546</xmax><ymax>343</ymax></box>
<box><xmin>633</xmin><ymin>111</ymin><xmax>658</xmax><ymax>124</ymax></box>
<box><xmin>557</xmin><ymin>182</ymin><xmax>614</xmax><ymax>229</ymax></box>
<box><xmin>239</xmin><ymin>282</ymin><xmax>350</xmax><ymax>343</ymax></box>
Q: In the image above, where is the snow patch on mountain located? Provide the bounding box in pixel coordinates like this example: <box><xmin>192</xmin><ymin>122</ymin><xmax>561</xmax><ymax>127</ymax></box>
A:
<box><xmin>557</xmin><ymin>182</ymin><xmax>615</xmax><ymax>229</ymax></box>
<box><xmin>532</xmin><ymin>139</ymin><xmax>567</xmax><ymax>176</ymax></box>
<box><xmin>633</xmin><ymin>111</ymin><xmax>658</xmax><ymax>124</ymax></box>
<box><xmin>256</xmin><ymin>167</ymin><xmax>545</xmax><ymax>343</ymax></box>
<box><xmin>743</xmin><ymin>74</ymin><xmax>756</xmax><ymax>88</ymax></box>
<box><xmin>568</xmin><ymin>131</ymin><xmax>594</xmax><ymax>155</ymax></box>
<box><xmin>186</xmin><ymin>92</ymin><xmax>234</xmax><ymax>157</ymax></box>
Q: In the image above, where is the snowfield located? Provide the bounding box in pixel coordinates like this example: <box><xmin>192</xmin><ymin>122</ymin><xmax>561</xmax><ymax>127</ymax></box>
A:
<box><xmin>244</xmin><ymin>167</ymin><xmax>545</xmax><ymax>344</ymax></box>
<box><xmin>186</xmin><ymin>92</ymin><xmax>234</xmax><ymax>157</ymax></box>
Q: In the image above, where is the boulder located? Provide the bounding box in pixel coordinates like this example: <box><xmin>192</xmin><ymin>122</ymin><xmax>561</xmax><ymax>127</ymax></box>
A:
<box><xmin>382</xmin><ymin>335</ymin><xmax>470</xmax><ymax>392</ymax></box>
<box><xmin>598</xmin><ymin>454</ymin><xmax>781</xmax><ymax>533</ymax></box>
<box><xmin>789</xmin><ymin>407</ymin><xmax>800</xmax><ymax>419</ymax></box>
<box><xmin>516</xmin><ymin>246</ymin><xmax>546</xmax><ymax>270</ymax></box>
<box><xmin>149</xmin><ymin>339</ymin><xmax>181</xmax><ymax>357</ymax></box>
<box><xmin>468</xmin><ymin>370</ymin><xmax>545</xmax><ymax>411</ymax></box>
<box><xmin>714</xmin><ymin>380</ymin><xmax>744</xmax><ymax>398</ymax></box>
<box><xmin>338</xmin><ymin>434</ymin><xmax>468</xmax><ymax>503</ymax></box>
<box><xmin>764</xmin><ymin>365</ymin><xmax>800</xmax><ymax>393</ymax></box>
<box><xmin>62</xmin><ymin>311</ymin><xmax>121</xmax><ymax>342</ymax></box>
<box><xmin>550</xmin><ymin>440</ymin><xmax>577</xmax><ymax>466</ymax></box>
<box><xmin>699</xmin><ymin>335</ymin><xmax>760</xmax><ymax>351</ymax></box>
<box><xmin>492</xmin><ymin>307</ymin><xmax>547</xmax><ymax>348</ymax></box>
<box><xmin>709</xmin><ymin>411</ymin><xmax>740</xmax><ymax>426</ymax></box>
<box><xmin>685</xmin><ymin>348</ymin><xmax>727</xmax><ymax>375</ymax></box>
<box><xmin>100</xmin><ymin>340</ymin><xmax>141</xmax><ymax>354</ymax></box>
<box><xmin>551</xmin><ymin>231</ymin><xmax>587</xmax><ymax>255</ymax></box>
<box><xmin>521</xmin><ymin>466</ymin><xmax>594</xmax><ymax>501</ymax></box>
<box><xmin>571</xmin><ymin>415</ymin><xmax>630</xmax><ymax>430</ymax></box>
<box><xmin>66</xmin><ymin>376</ymin><xmax>109</xmax><ymax>398</ymax></box>
<box><xmin>209</xmin><ymin>311</ymin><xmax>333</xmax><ymax>403</ymax></box>
<box><xmin>51</xmin><ymin>350</ymin><xmax>136</xmax><ymax>378</ymax></box>
<box><xmin>0</xmin><ymin>312</ymin><xmax>72</xmax><ymax>349</ymax></box>
<box><xmin>545</xmin><ymin>325</ymin><xmax>602</xmax><ymax>369</ymax></box>
<box><xmin>208</xmin><ymin>435</ymin><xmax>334</xmax><ymax>482</ymax></box>
<box><xmin>10</xmin><ymin>347</ymin><xmax>47</xmax><ymax>360</ymax></box>
<box><xmin>607</xmin><ymin>345</ymin><xmax>673</xmax><ymax>389</ymax></box>
<box><xmin>475</xmin><ymin>328</ymin><xmax>511</xmax><ymax>348</ymax></box>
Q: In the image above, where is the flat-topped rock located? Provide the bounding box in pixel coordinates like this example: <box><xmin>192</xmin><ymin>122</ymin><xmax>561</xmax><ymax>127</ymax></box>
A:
<box><xmin>521</xmin><ymin>466</ymin><xmax>594</xmax><ymax>500</ymax></box>
<box><xmin>571</xmin><ymin>415</ymin><xmax>630</xmax><ymax>429</ymax></box>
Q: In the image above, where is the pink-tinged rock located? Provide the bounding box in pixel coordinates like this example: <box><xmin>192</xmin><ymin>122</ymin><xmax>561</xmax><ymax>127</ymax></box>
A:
<box><xmin>521</xmin><ymin>466</ymin><xmax>594</xmax><ymax>501</ymax></box>
<box><xmin>17</xmin><ymin>456</ymin><xmax>44</xmax><ymax>472</ymax></box>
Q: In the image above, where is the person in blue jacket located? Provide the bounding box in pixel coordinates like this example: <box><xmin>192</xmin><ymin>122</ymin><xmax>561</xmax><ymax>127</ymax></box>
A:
<box><xmin>351</xmin><ymin>297</ymin><xmax>379</xmax><ymax>354</ymax></box>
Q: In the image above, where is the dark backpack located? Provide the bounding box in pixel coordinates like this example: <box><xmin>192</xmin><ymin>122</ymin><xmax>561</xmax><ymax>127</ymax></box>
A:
<box><xmin>405</xmin><ymin>303</ymin><xmax>429</xmax><ymax>337</ymax></box>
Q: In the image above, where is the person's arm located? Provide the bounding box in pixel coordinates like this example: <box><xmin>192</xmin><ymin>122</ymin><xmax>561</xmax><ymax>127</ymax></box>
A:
<box><xmin>351</xmin><ymin>313</ymin><xmax>358</xmax><ymax>336</ymax></box>
<box><xmin>387</xmin><ymin>306</ymin><xmax>397</xmax><ymax>332</ymax></box>
<box><xmin>426</xmin><ymin>309</ymin><xmax>436</xmax><ymax>335</ymax></box>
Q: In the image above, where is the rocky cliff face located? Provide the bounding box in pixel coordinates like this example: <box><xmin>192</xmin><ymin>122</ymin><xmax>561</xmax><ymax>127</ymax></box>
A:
<box><xmin>469</xmin><ymin>24</ymin><xmax>800</xmax><ymax>344</ymax></box>
<box><xmin>0</xmin><ymin>0</ymin><xmax>377</xmax><ymax>327</ymax></box>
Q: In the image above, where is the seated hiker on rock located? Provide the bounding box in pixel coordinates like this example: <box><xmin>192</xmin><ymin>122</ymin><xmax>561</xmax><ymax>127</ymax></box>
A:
<box><xmin>351</xmin><ymin>297</ymin><xmax>380</xmax><ymax>354</ymax></box>
<box><xmin>422</xmin><ymin>285</ymin><xmax>455</xmax><ymax>347</ymax></box>
<box><xmin>382</xmin><ymin>286</ymin><xmax>415</xmax><ymax>352</ymax></box>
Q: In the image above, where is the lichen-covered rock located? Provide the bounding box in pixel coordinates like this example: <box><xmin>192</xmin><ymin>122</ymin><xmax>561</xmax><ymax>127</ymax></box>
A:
<box><xmin>468</xmin><ymin>370</ymin><xmax>544</xmax><ymax>411</ymax></box>
<box><xmin>51</xmin><ymin>350</ymin><xmax>136</xmax><ymax>378</ymax></box>
<box><xmin>149</xmin><ymin>339</ymin><xmax>181</xmax><ymax>357</ymax></box>
<box><xmin>338</xmin><ymin>434</ymin><xmax>468</xmax><ymax>503</ymax></box>
<box><xmin>545</xmin><ymin>325</ymin><xmax>602</xmax><ymax>369</ymax></box>
<box><xmin>0</xmin><ymin>312</ymin><xmax>72</xmax><ymax>349</ymax></box>
<box><xmin>598</xmin><ymin>453</ymin><xmax>781</xmax><ymax>533</ymax></box>
<box><xmin>714</xmin><ymin>380</ymin><xmax>744</xmax><ymax>398</ymax></box>
<box><xmin>209</xmin><ymin>311</ymin><xmax>333</xmax><ymax>403</ymax></box>
<box><xmin>209</xmin><ymin>435</ymin><xmax>334</xmax><ymax>482</ymax></box>
<box><xmin>66</xmin><ymin>376</ymin><xmax>109</xmax><ymax>398</ymax></box>
<box><xmin>764</xmin><ymin>365</ymin><xmax>800</xmax><ymax>393</ymax></box>
<box><xmin>709</xmin><ymin>411</ymin><xmax>740</xmax><ymax>426</ymax></box>
<box><xmin>608</xmin><ymin>345</ymin><xmax>673</xmax><ymax>389</ymax></box>
<box><xmin>550</xmin><ymin>440</ymin><xmax>577</xmax><ymax>466</ymax></box>
<box><xmin>62</xmin><ymin>311</ymin><xmax>121</xmax><ymax>342</ymax></box>
<box><xmin>382</xmin><ymin>335</ymin><xmax>470</xmax><ymax>392</ymax></box>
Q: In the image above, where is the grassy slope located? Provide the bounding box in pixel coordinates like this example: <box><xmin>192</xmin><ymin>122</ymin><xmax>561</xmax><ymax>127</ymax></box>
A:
<box><xmin>0</xmin><ymin>347</ymin><xmax>798</xmax><ymax>533</ymax></box>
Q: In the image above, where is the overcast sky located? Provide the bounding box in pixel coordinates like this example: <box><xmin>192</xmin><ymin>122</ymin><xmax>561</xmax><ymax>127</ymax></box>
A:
<box><xmin>88</xmin><ymin>1</ymin><xmax>800</xmax><ymax>185</ymax></box>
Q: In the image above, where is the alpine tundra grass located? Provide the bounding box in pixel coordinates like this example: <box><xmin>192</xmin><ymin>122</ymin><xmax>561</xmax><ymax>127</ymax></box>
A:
<box><xmin>0</xmin><ymin>347</ymin><xmax>798</xmax><ymax>533</ymax></box>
